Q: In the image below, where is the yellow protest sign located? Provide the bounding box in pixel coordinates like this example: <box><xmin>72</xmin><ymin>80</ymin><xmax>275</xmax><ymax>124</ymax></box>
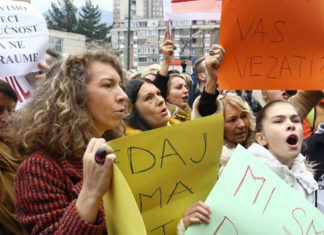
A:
<box><xmin>103</xmin><ymin>165</ymin><xmax>147</xmax><ymax>234</ymax></box>
<box><xmin>103</xmin><ymin>114</ymin><xmax>224</xmax><ymax>235</ymax></box>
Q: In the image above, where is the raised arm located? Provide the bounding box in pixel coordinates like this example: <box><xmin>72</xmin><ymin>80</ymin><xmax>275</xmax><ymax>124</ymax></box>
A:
<box><xmin>289</xmin><ymin>90</ymin><xmax>324</xmax><ymax>121</ymax></box>
<box><xmin>193</xmin><ymin>44</ymin><xmax>225</xmax><ymax>118</ymax></box>
<box><xmin>153</xmin><ymin>30</ymin><xmax>174</xmax><ymax>99</ymax></box>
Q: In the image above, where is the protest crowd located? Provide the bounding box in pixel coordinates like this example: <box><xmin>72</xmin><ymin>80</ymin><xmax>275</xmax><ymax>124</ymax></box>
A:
<box><xmin>1</xmin><ymin>1</ymin><xmax>324</xmax><ymax>235</ymax></box>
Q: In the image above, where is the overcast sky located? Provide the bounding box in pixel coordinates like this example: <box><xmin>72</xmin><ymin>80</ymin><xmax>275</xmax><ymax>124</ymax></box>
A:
<box><xmin>30</xmin><ymin>0</ymin><xmax>113</xmax><ymax>12</ymax></box>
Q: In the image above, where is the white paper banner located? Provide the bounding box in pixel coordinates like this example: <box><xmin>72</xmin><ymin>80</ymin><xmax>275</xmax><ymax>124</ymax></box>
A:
<box><xmin>163</xmin><ymin>0</ymin><xmax>222</xmax><ymax>21</ymax></box>
<box><xmin>0</xmin><ymin>1</ymin><xmax>48</xmax><ymax>77</ymax></box>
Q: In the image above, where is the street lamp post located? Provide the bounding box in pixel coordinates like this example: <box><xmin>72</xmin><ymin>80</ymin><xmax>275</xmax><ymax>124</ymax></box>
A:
<box><xmin>127</xmin><ymin>0</ymin><xmax>131</xmax><ymax>70</ymax></box>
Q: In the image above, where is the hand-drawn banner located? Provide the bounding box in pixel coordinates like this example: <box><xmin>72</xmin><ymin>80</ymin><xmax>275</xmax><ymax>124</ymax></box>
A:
<box><xmin>218</xmin><ymin>0</ymin><xmax>324</xmax><ymax>90</ymax></box>
<box><xmin>0</xmin><ymin>1</ymin><xmax>48</xmax><ymax>77</ymax></box>
<box><xmin>103</xmin><ymin>114</ymin><xmax>224</xmax><ymax>235</ymax></box>
<box><xmin>186</xmin><ymin>145</ymin><xmax>324</xmax><ymax>235</ymax></box>
<box><xmin>163</xmin><ymin>0</ymin><xmax>222</xmax><ymax>20</ymax></box>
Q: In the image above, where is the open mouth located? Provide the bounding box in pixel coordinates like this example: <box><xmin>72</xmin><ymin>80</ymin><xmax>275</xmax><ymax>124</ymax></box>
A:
<box><xmin>161</xmin><ymin>108</ymin><xmax>167</xmax><ymax>114</ymax></box>
<box><xmin>286</xmin><ymin>134</ymin><xmax>298</xmax><ymax>146</ymax></box>
<box><xmin>235</xmin><ymin>131</ymin><xmax>246</xmax><ymax>137</ymax></box>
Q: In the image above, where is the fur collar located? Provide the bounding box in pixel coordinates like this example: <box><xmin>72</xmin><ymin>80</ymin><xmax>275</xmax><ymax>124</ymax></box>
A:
<box><xmin>248</xmin><ymin>143</ymin><xmax>318</xmax><ymax>194</ymax></box>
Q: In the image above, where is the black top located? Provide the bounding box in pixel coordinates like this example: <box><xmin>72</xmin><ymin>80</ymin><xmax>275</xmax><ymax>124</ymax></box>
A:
<box><xmin>198</xmin><ymin>89</ymin><xmax>219</xmax><ymax>116</ymax></box>
<box><xmin>302</xmin><ymin>133</ymin><xmax>324</xmax><ymax>181</ymax></box>
<box><xmin>153</xmin><ymin>72</ymin><xmax>169</xmax><ymax>99</ymax></box>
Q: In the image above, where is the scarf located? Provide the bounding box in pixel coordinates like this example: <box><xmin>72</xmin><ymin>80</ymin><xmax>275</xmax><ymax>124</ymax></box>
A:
<box><xmin>248</xmin><ymin>143</ymin><xmax>317</xmax><ymax>204</ymax></box>
<box><xmin>166</xmin><ymin>102</ymin><xmax>191</xmax><ymax>122</ymax></box>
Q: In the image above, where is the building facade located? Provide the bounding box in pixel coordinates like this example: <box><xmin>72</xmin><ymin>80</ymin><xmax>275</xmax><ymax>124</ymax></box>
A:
<box><xmin>112</xmin><ymin>0</ymin><xmax>220</xmax><ymax>72</ymax></box>
<box><xmin>48</xmin><ymin>29</ymin><xmax>86</xmax><ymax>55</ymax></box>
<box><xmin>114</xmin><ymin>0</ymin><xmax>163</xmax><ymax>21</ymax></box>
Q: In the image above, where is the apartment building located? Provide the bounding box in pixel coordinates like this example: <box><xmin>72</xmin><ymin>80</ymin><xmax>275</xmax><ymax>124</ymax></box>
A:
<box><xmin>114</xmin><ymin>0</ymin><xmax>163</xmax><ymax>21</ymax></box>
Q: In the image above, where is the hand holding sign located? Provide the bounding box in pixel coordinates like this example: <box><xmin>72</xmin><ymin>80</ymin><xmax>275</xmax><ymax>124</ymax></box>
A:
<box><xmin>183</xmin><ymin>201</ymin><xmax>210</xmax><ymax>230</ymax></box>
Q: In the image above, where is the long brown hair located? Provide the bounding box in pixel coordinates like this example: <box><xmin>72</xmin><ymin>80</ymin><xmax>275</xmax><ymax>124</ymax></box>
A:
<box><xmin>10</xmin><ymin>50</ymin><xmax>124</xmax><ymax>160</ymax></box>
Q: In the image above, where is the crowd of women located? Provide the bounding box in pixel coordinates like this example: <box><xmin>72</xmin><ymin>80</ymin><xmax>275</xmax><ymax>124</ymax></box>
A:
<box><xmin>0</xmin><ymin>32</ymin><xmax>323</xmax><ymax>234</ymax></box>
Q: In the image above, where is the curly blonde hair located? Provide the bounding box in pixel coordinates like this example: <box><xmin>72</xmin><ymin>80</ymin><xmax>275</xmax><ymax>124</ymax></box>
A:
<box><xmin>10</xmin><ymin>50</ymin><xmax>124</xmax><ymax>160</ymax></box>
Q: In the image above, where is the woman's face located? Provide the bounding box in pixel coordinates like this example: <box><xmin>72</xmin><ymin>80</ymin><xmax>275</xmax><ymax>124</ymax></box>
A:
<box><xmin>262</xmin><ymin>90</ymin><xmax>289</xmax><ymax>103</ymax></box>
<box><xmin>224</xmin><ymin>103</ymin><xmax>250</xmax><ymax>144</ymax></box>
<box><xmin>135</xmin><ymin>82</ymin><xmax>169</xmax><ymax>129</ymax></box>
<box><xmin>166</xmin><ymin>76</ymin><xmax>189</xmax><ymax>109</ymax></box>
<box><xmin>87</xmin><ymin>61</ymin><xmax>127</xmax><ymax>136</ymax></box>
<box><xmin>0</xmin><ymin>92</ymin><xmax>16</xmax><ymax>141</ymax></box>
<box><xmin>256</xmin><ymin>102</ymin><xmax>303</xmax><ymax>167</ymax></box>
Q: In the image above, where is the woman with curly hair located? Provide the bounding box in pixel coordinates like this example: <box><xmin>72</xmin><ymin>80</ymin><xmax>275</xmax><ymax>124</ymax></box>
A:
<box><xmin>10</xmin><ymin>50</ymin><xmax>128</xmax><ymax>234</ymax></box>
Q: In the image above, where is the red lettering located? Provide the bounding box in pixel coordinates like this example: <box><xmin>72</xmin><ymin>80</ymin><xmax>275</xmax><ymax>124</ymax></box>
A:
<box><xmin>234</xmin><ymin>165</ymin><xmax>265</xmax><ymax>205</ymax></box>
<box><xmin>5</xmin><ymin>76</ymin><xmax>22</xmax><ymax>102</ymax></box>
<box><xmin>262</xmin><ymin>187</ymin><xmax>276</xmax><ymax>214</ymax></box>
<box><xmin>283</xmin><ymin>208</ymin><xmax>324</xmax><ymax>235</ymax></box>
<box><xmin>14</xmin><ymin>76</ymin><xmax>30</xmax><ymax>99</ymax></box>
<box><xmin>213</xmin><ymin>216</ymin><xmax>239</xmax><ymax>235</ymax></box>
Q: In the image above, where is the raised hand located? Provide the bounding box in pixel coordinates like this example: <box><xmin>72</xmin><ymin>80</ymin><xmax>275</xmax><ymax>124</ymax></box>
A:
<box><xmin>204</xmin><ymin>44</ymin><xmax>225</xmax><ymax>94</ymax></box>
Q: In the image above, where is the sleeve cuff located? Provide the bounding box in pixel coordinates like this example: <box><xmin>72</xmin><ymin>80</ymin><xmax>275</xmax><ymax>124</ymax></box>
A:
<box><xmin>200</xmin><ymin>88</ymin><xmax>219</xmax><ymax>105</ymax></box>
<box><xmin>177</xmin><ymin>219</ymin><xmax>186</xmax><ymax>235</ymax></box>
<box><xmin>61</xmin><ymin>199</ymin><xmax>106</xmax><ymax>234</ymax></box>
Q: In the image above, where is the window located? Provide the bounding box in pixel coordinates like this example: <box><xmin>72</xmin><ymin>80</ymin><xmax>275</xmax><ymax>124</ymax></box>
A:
<box><xmin>49</xmin><ymin>37</ymin><xmax>62</xmax><ymax>52</ymax></box>
<box><xmin>138</xmin><ymin>57</ymin><xmax>147</xmax><ymax>62</ymax></box>
<box><xmin>180</xmin><ymin>29</ymin><xmax>190</xmax><ymax>35</ymax></box>
<box><xmin>137</xmin><ymin>39</ymin><xmax>147</xmax><ymax>45</ymax></box>
<box><xmin>181</xmin><ymin>20</ymin><xmax>191</xmax><ymax>25</ymax></box>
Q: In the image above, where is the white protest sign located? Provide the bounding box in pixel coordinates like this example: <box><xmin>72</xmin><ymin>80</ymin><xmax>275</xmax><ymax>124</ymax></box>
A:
<box><xmin>0</xmin><ymin>1</ymin><xmax>48</xmax><ymax>77</ymax></box>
